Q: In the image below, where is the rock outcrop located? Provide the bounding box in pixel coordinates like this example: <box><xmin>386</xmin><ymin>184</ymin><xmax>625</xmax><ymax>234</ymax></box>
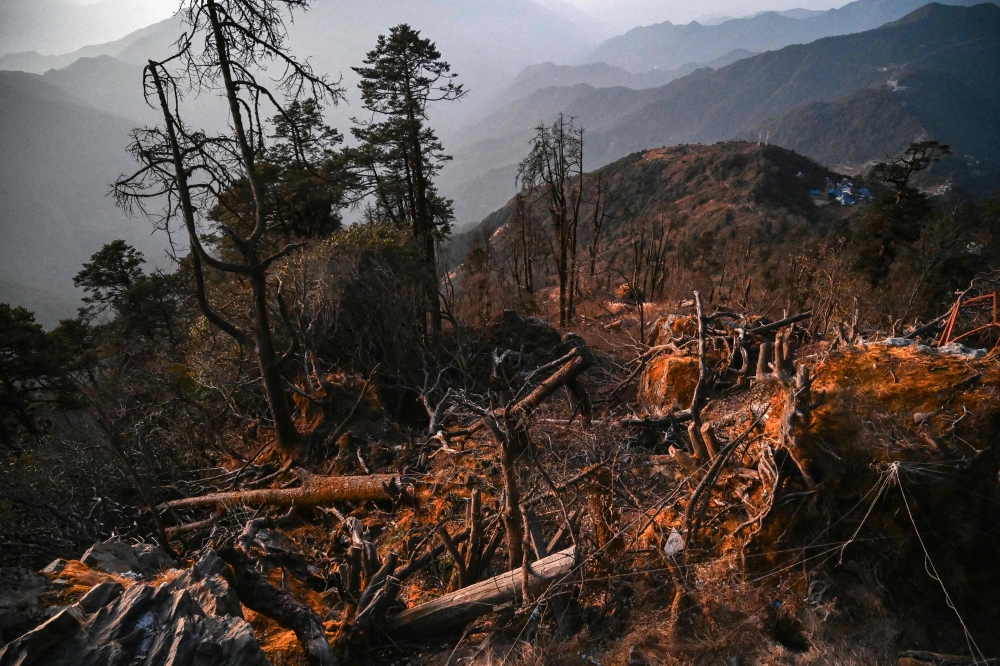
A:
<box><xmin>0</xmin><ymin>550</ymin><xmax>268</xmax><ymax>666</ymax></box>
<box><xmin>80</xmin><ymin>541</ymin><xmax>175</xmax><ymax>579</ymax></box>
<box><xmin>0</xmin><ymin>568</ymin><xmax>47</xmax><ymax>645</ymax></box>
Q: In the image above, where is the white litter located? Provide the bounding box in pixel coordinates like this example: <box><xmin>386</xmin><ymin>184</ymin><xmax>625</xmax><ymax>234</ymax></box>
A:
<box><xmin>664</xmin><ymin>529</ymin><xmax>685</xmax><ymax>557</ymax></box>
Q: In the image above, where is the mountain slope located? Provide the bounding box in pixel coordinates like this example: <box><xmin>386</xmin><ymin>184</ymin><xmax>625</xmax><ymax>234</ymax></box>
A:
<box><xmin>0</xmin><ymin>0</ymin><xmax>176</xmax><ymax>60</ymax></box>
<box><xmin>495</xmin><ymin>49</ymin><xmax>754</xmax><ymax>105</ymax></box>
<box><xmin>752</xmin><ymin>68</ymin><xmax>1000</xmax><ymax>189</ymax></box>
<box><xmin>449</xmin><ymin>142</ymin><xmax>846</xmax><ymax>286</ymax></box>
<box><xmin>443</xmin><ymin>3</ymin><xmax>1000</xmax><ymax>228</ymax></box>
<box><xmin>589</xmin><ymin>0</ymin><xmax>999</xmax><ymax>72</ymax></box>
<box><xmin>0</xmin><ymin>72</ymin><xmax>169</xmax><ymax>325</ymax></box>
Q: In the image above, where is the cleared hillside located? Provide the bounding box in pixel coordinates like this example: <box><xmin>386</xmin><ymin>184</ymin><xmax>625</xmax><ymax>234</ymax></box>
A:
<box><xmin>450</xmin><ymin>142</ymin><xmax>849</xmax><ymax>293</ymax></box>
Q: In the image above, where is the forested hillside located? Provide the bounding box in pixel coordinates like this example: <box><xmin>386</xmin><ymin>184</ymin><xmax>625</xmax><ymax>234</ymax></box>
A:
<box><xmin>0</xmin><ymin>71</ymin><xmax>168</xmax><ymax>325</ymax></box>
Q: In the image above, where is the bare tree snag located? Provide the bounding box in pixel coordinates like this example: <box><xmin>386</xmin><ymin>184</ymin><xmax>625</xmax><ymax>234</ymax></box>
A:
<box><xmin>756</xmin><ymin>342</ymin><xmax>773</xmax><ymax>382</ymax></box>
<box><xmin>438</xmin><ymin>524</ymin><xmax>469</xmax><ymax>589</ymax></box>
<box><xmin>355</xmin><ymin>575</ymin><xmax>401</xmax><ymax>632</ymax></box>
<box><xmin>158</xmin><ymin>473</ymin><xmax>404</xmax><ymax>513</ymax></box>
<box><xmin>566</xmin><ymin>378</ymin><xmax>594</xmax><ymax>427</ymax></box>
<box><xmin>357</xmin><ymin>552</ymin><xmax>398</xmax><ymax>612</ymax></box>
<box><xmin>526</xmin><ymin>509</ymin><xmax>573</xmax><ymax>634</ymax></box>
<box><xmin>440</xmin><ymin>490</ymin><xmax>493</xmax><ymax>591</ymax></box>
<box><xmin>688</xmin><ymin>291</ymin><xmax>710</xmax><ymax>430</ymax></box>
<box><xmin>501</xmin><ymin>438</ymin><xmax>525</xmax><ymax>569</ymax></box>
<box><xmin>687</xmin><ymin>422</ymin><xmax>708</xmax><ymax>460</ymax></box>
<box><xmin>684</xmin><ymin>412</ymin><xmax>767</xmax><ymax>544</ymax></box>
<box><xmin>385</xmin><ymin>547</ymin><xmax>578</xmax><ymax>637</ymax></box>
<box><xmin>220</xmin><ymin>547</ymin><xmax>337</xmax><ymax>666</ymax></box>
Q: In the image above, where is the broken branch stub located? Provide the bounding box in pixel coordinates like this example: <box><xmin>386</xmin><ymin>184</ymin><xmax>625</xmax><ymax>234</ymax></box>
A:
<box><xmin>157</xmin><ymin>474</ymin><xmax>404</xmax><ymax>513</ymax></box>
<box><xmin>385</xmin><ymin>546</ymin><xmax>578</xmax><ymax>637</ymax></box>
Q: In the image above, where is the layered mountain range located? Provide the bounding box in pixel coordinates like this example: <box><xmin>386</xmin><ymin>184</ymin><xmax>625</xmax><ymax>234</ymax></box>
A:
<box><xmin>1</xmin><ymin>0</ymin><xmax>997</xmax><ymax>324</ymax></box>
<box><xmin>590</xmin><ymin>0</ymin><xmax>999</xmax><ymax>72</ymax></box>
<box><xmin>442</xmin><ymin>2</ymin><xmax>1000</xmax><ymax>226</ymax></box>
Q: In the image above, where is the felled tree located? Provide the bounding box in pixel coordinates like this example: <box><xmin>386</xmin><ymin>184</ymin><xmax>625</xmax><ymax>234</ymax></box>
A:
<box><xmin>352</xmin><ymin>24</ymin><xmax>465</xmax><ymax>334</ymax></box>
<box><xmin>113</xmin><ymin>0</ymin><xmax>344</xmax><ymax>459</ymax></box>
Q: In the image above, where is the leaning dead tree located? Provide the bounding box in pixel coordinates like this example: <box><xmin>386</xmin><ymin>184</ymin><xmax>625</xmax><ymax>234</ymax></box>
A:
<box><xmin>114</xmin><ymin>0</ymin><xmax>343</xmax><ymax>459</ymax></box>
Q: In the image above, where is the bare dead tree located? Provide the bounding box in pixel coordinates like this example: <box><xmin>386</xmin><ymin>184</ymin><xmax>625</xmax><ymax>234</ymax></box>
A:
<box><xmin>518</xmin><ymin>114</ymin><xmax>586</xmax><ymax>326</ymax></box>
<box><xmin>113</xmin><ymin>0</ymin><xmax>343</xmax><ymax>459</ymax></box>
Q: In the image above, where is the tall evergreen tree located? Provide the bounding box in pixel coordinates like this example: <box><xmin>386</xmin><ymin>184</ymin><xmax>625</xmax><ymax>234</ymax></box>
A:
<box><xmin>352</xmin><ymin>24</ymin><xmax>465</xmax><ymax>333</ymax></box>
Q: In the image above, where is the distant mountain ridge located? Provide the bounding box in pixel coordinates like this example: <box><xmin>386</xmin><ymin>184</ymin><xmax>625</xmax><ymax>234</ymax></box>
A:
<box><xmin>0</xmin><ymin>0</ymin><xmax>177</xmax><ymax>61</ymax></box>
<box><xmin>442</xmin><ymin>3</ymin><xmax>1000</xmax><ymax>228</ymax></box>
<box><xmin>497</xmin><ymin>50</ymin><xmax>755</xmax><ymax>104</ymax></box>
<box><xmin>589</xmin><ymin>0</ymin><xmax>1000</xmax><ymax>72</ymax></box>
<box><xmin>0</xmin><ymin>16</ymin><xmax>179</xmax><ymax>74</ymax></box>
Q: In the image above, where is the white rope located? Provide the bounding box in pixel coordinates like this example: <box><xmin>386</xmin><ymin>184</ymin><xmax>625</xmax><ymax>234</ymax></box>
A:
<box><xmin>894</xmin><ymin>463</ymin><xmax>986</xmax><ymax>665</ymax></box>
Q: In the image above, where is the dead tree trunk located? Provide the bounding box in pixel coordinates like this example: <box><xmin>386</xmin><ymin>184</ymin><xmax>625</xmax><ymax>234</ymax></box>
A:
<box><xmin>385</xmin><ymin>546</ymin><xmax>578</xmax><ymax>637</ymax></box>
<box><xmin>471</xmin><ymin>344</ymin><xmax>595</xmax><ymax>569</ymax></box>
<box><xmin>220</xmin><ymin>547</ymin><xmax>337</xmax><ymax>666</ymax></box>
<box><xmin>506</xmin><ymin>346</ymin><xmax>596</xmax><ymax>423</ymax></box>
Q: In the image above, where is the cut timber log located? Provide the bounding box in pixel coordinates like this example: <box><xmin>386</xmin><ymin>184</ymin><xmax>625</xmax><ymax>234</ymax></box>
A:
<box><xmin>157</xmin><ymin>474</ymin><xmax>402</xmax><ymax>513</ymax></box>
<box><xmin>621</xmin><ymin>410</ymin><xmax>693</xmax><ymax>427</ymax></box>
<box><xmin>386</xmin><ymin>546</ymin><xmax>578</xmax><ymax>636</ymax></box>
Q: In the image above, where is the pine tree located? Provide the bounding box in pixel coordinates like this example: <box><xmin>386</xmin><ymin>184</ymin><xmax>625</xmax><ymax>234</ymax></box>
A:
<box><xmin>352</xmin><ymin>24</ymin><xmax>465</xmax><ymax>333</ymax></box>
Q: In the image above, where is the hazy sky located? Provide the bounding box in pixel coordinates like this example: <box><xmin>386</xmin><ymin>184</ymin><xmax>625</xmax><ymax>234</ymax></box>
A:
<box><xmin>1</xmin><ymin>0</ymin><xmax>853</xmax><ymax>57</ymax></box>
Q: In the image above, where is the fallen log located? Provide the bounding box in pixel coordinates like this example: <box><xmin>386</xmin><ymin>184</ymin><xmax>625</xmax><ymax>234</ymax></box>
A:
<box><xmin>620</xmin><ymin>410</ymin><xmax>693</xmax><ymax>428</ymax></box>
<box><xmin>745</xmin><ymin>312</ymin><xmax>812</xmax><ymax>337</ymax></box>
<box><xmin>508</xmin><ymin>348</ymin><xmax>595</xmax><ymax>420</ymax></box>
<box><xmin>385</xmin><ymin>546</ymin><xmax>577</xmax><ymax>636</ymax></box>
<box><xmin>157</xmin><ymin>473</ymin><xmax>403</xmax><ymax>513</ymax></box>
